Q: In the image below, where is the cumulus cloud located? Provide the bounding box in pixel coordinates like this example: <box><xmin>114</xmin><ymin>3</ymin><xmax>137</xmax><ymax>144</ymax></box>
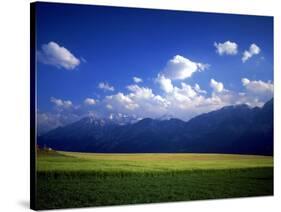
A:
<box><xmin>104</xmin><ymin>85</ymin><xmax>168</xmax><ymax>117</ymax></box>
<box><xmin>161</xmin><ymin>82</ymin><xmax>232</xmax><ymax>119</ymax></box>
<box><xmin>103</xmin><ymin>81</ymin><xmax>228</xmax><ymax>121</ymax></box>
<box><xmin>37</xmin><ymin>112</ymin><xmax>62</xmax><ymax>135</ymax></box>
<box><xmin>133</xmin><ymin>77</ymin><xmax>143</xmax><ymax>83</ymax></box>
<box><xmin>242</xmin><ymin>43</ymin><xmax>261</xmax><ymax>63</ymax></box>
<box><xmin>214</xmin><ymin>41</ymin><xmax>238</xmax><ymax>55</ymax></box>
<box><xmin>173</xmin><ymin>83</ymin><xmax>197</xmax><ymax>100</ymax></box>
<box><xmin>98</xmin><ymin>82</ymin><xmax>115</xmax><ymax>92</ymax></box>
<box><xmin>50</xmin><ymin>97</ymin><xmax>73</xmax><ymax>109</ymax></box>
<box><xmin>162</xmin><ymin>55</ymin><xmax>208</xmax><ymax>80</ymax></box>
<box><xmin>126</xmin><ymin>84</ymin><xmax>155</xmax><ymax>99</ymax></box>
<box><xmin>37</xmin><ymin>110</ymin><xmax>83</xmax><ymax>135</ymax></box>
<box><xmin>37</xmin><ymin>41</ymin><xmax>80</xmax><ymax>70</ymax></box>
<box><xmin>193</xmin><ymin>83</ymin><xmax>207</xmax><ymax>94</ymax></box>
<box><xmin>241</xmin><ymin>78</ymin><xmax>273</xmax><ymax>100</ymax></box>
<box><xmin>37</xmin><ymin>102</ymin><xmax>84</xmax><ymax>134</ymax></box>
<box><xmin>39</xmin><ymin>46</ymin><xmax>272</xmax><ymax>131</ymax></box>
<box><xmin>106</xmin><ymin>92</ymin><xmax>139</xmax><ymax>111</ymax></box>
<box><xmin>94</xmin><ymin>76</ymin><xmax>273</xmax><ymax>122</ymax></box>
<box><xmin>156</xmin><ymin>74</ymin><xmax>174</xmax><ymax>93</ymax></box>
<box><xmin>40</xmin><ymin>76</ymin><xmax>274</xmax><ymax>133</ymax></box>
<box><xmin>194</xmin><ymin>83</ymin><xmax>207</xmax><ymax>94</ymax></box>
<box><xmin>84</xmin><ymin>98</ymin><xmax>96</xmax><ymax>105</ymax></box>
<box><xmin>210</xmin><ymin>79</ymin><xmax>224</xmax><ymax>93</ymax></box>
<box><xmin>106</xmin><ymin>104</ymin><xmax>113</xmax><ymax>110</ymax></box>
<box><xmin>241</xmin><ymin>78</ymin><xmax>250</xmax><ymax>86</ymax></box>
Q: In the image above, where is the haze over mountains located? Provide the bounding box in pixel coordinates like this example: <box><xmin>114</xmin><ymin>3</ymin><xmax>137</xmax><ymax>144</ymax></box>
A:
<box><xmin>38</xmin><ymin>99</ymin><xmax>273</xmax><ymax>155</ymax></box>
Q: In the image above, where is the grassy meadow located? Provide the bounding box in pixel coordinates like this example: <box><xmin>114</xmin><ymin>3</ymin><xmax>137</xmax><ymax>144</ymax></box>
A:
<box><xmin>36</xmin><ymin>150</ymin><xmax>273</xmax><ymax>209</ymax></box>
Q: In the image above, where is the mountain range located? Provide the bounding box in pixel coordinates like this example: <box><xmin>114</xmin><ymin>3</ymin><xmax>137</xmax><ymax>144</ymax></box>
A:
<box><xmin>38</xmin><ymin>98</ymin><xmax>273</xmax><ymax>155</ymax></box>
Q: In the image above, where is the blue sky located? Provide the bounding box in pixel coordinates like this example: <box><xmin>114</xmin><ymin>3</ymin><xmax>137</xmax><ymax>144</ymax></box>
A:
<box><xmin>35</xmin><ymin>2</ymin><xmax>273</xmax><ymax>133</ymax></box>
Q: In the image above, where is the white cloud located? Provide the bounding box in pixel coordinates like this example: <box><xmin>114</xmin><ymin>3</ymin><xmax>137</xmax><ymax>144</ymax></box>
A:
<box><xmin>242</xmin><ymin>43</ymin><xmax>261</xmax><ymax>63</ymax></box>
<box><xmin>102</xmin><ymin>79</ymin><xmax>252</xmax><ymax>121</ymax></box>
<box><xmin>133</xmin><ymin>77</ymin><xmax>143</xmax><ymax>83</ymax></box>
<box><xmin>250</xmin><ymin>44</ymin><xmax>261</xmax><ymax>54</ymax></box>
<box><xmin>109</xmin><ymin>82</ymin><xmax>219</xmax><ymax>120</ymax></box>
<box><xmin>104</xmin><ymin>85</ymin><xmax>169</xmax><ymax>117</ymax></box>
<box><xmin>37</xmin><ymin>112</ymin><xmax>61</xmax><ymax>135</ymax></box>
<box><xmin>162</xmin><ymin>55</ymin><xmax>208</xmax><ymax>80</ymax></box>
<box><xmin>214</xmin><ymin>41</ymin><xmax>238</xmax><ymax>55</ymax></box>
<box><xmin>210</xmin><ymin>79</ymin><xmax>224</xmax><ymax>93</ymax></box>
<box><xmin>50</xmin><ymin>97</ymin><xmax>73</xmax><ymax>109</ymax></box>
<box><xmin>41</xmin><ymin>76</ymin><xmax>274</xmax><ymax>132</ymax></box>
<box><xmin>127</xmin><ymin>84</ymin><xmax>156</xmax><ymax>100</ymax></box>
<box><xmin>156</xmin><ymin>74</ymin><xmax>174</xmax><ymax>93</ymax></box>
<box><xmin>98</xmin><ymin>82</ymin><xmax>115</xmax><ymax>92</ymax></box>
<box><xmin>194</xmin><ymin>83</ymin><xmax>207</xmax><ymax>94</ymax></box>
<box><xmin>37</xmin><ymin>109</ymin><xmax>81</xmax><ymax>134</ymax></box>
<box><xmin>241</xmin><ymin>78</ymin><xmax>273</xmax><ymax>100</ymax></box>
<box><xmin>156</xmin><ymin>76</ymin><xmax>207</xmax><ymax>106</ymax></box>
<box><xmin>162</xmin><ymin>82</ymin><xmax>231</xmax><ymax>119</ymax></box>
<box><xmin>38</xmin><ymin>98</ymin><xmax>86</xmax><ymax>134</ymax></box>
<box><xmin>241</xmin><ymin>78</ymin><xmax>250</xmax><ymax>86</ymax></box>
<box><xmin>84</xmin><ymin>98</ymin><xmax>96</xmax><ymax>105</ymax></box>
<box><xmin>106</xmin><ymin>104</ymin><xmax>113</xmax><ymax>110</ymax></box>
<box><xmin>37</xmin><ymin>41</ymin><xmax>80</xmax><ymax>70</ymax></box>
<box><xmin>172</xmin><ymin>83</ymin><xmax>197</xmax><ymax>101</ymax></box>
<box><xmin>106</xmin><ymin>92</ymin><xmax>139</xmax><ymax>110</ymax></box>
<box><xmin>40</xmin><ymin>44</ymin><xmax>273</xmax><ymax>130</ymax></box>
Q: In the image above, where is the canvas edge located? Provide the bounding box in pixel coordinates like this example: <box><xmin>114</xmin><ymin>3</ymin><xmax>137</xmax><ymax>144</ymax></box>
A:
<box><xmin>30</xmin><ymin>2</ymin><xmax>37</xmax><ymax>210</ymax></box>
<box><xmin>32</xmin><ymin>1</ymin><xmax>273</xmax><ymax>18</ymax></box>
<box><xmin>28</xmin><ymin>1</ymin><xmax>274</xmax><ymax>210</ymax></box>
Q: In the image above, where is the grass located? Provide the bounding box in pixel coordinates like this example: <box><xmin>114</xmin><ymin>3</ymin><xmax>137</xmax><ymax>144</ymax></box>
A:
<box><xmin>36</xmin><ymin>150</ymin><xmax>273</xmax><ymax>210</ymax></box>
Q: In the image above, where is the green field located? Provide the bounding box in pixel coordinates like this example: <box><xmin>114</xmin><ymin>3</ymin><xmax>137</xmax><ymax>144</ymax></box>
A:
<box><xmin>36</xmin><ymin>150</ymin><xmax>273</xmax><ymax>210</ymax></box>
